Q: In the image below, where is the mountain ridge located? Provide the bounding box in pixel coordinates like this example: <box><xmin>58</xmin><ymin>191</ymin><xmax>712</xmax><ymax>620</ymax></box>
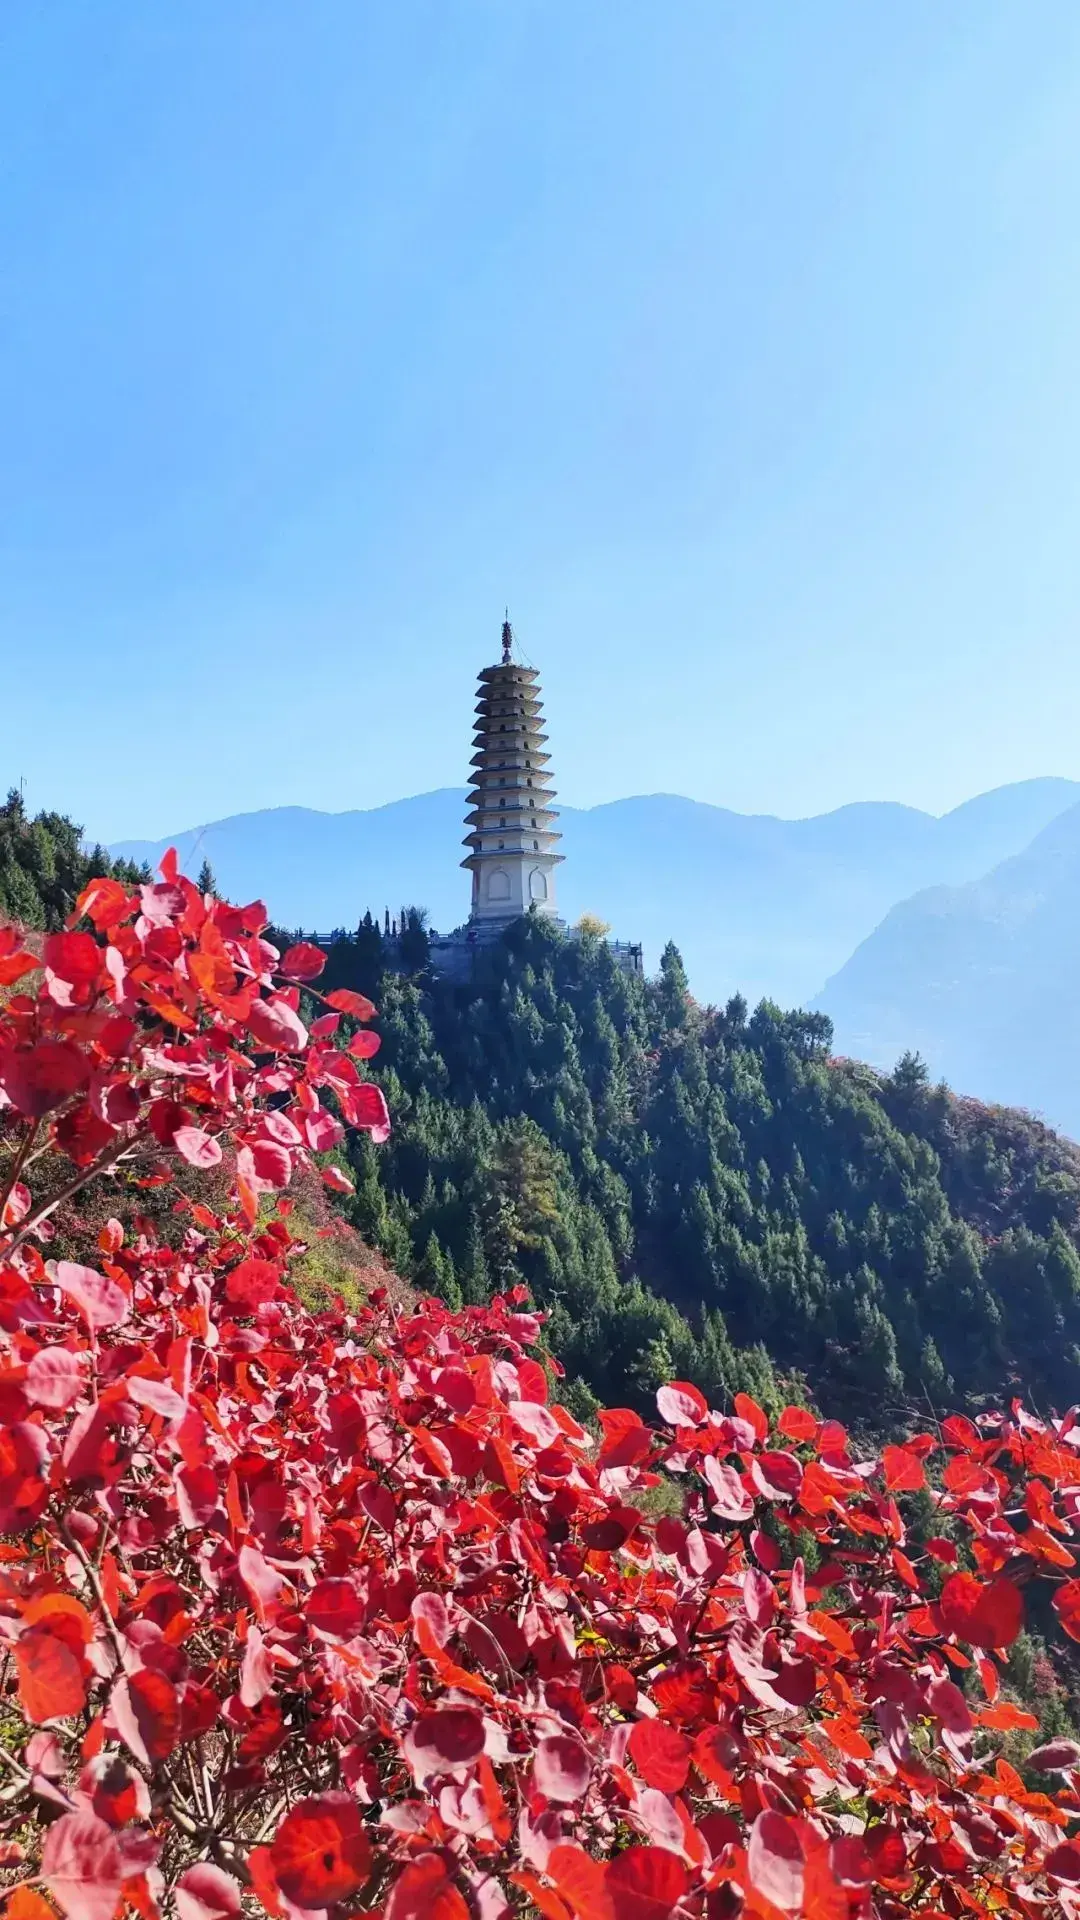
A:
<box><xmin>815</xmin><ymin>795</ymin><xmax>1080</xmax><ymax>1134</ymax></box>
<box><xmin>112</xmin><ymin>775</ymin><xmax>1080</xmax><ymax>1012</ymax></box>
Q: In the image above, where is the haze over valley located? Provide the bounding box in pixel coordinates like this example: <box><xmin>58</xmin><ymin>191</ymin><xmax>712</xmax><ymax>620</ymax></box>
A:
<box><xmin>114</xmin><ymin>771</ymin><xmax>1080</xmax><ymax>1130</ymax></box>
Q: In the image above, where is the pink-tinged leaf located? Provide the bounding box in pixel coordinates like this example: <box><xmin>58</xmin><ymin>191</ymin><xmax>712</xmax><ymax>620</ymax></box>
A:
<box><xmin>241</xmin><ymin>1625</ymin><xmax>275</xmax><ymax>1707</ymax></box>
<box><xmin>743</xmin><ymin>1565</ymin><xmax>777</xmax><ymax>1629</ymax></box>
<box><xmin>606</xmin><ymin>1847</ymin><xmax>689</xmax><ymax>1920</ymax></box>
<box><xmin>239</xmin><ymin>1544</ymin><xmax>288</xmax><ymax>1621</ymax></box>
<box><xmin>321</xmin><ymin>1165</ymin><xmax>355</xmax><ymax>1195</ymax></box>
<box><xmin>175</xmin><ymin>1864</ymin><xmax>243</xmax><ymax>1920</ymax></box>
<box><xmin>172</xmin><ymin>1126</ymin><xmax>223</xmax><ymax>1169</ymax></box>
<box><xmin>280</xmin><ymin>943</ymin><xmax>327</xmax><ymax>982</ymax></box>
<box><xmin>534</xmin><ymin>1734</ymin><xmax>592</xmax><ymax>1803</ymax></box>
<box><xmin>127</xmin><ymin>1375</ymin><xmax>187</xmax><ymax>1422</ymax></box>
<box><xmin>25</xmin><ymin>1345</ymin><xmax>84</xmax><ymax>1411</ymax></box>
<box><xmin>269</xmin><ymin>1793</ymin><xmax>372</xmax><ymax>1907</ymax></box>
<box><xmin>703</xmin><ymin>1455</ymin><xmax>754</xmax><ymax>1522</ymax></box>
<box><xmin>53</xmin><ymin>1260</ymin><xmax>130</xmax><ymax>1332</ymax></box>
<box><xmin>111</xmin><ymin>1668</ymin><xmax>180</xmax><ymax>1765</ymax></box>
<box><xmin>246</xmin><ymin>997</ymin><xmax>309</xmax><ymax>1053</ymax></box>
<box><xmin>748</xmin><ymin>1811</ymin><xmax>806</xmax><ymax>1913</ymax></box>
<box><xmin>411</xmin><ymin>1590</ymin><xmax>452</xmax><ymax>1653</ymax></box>
<box><xmin>405</xmin><ymin>1707</ymin><xmax>486</xmax><ymax>1781</ymax></box>
<box><xmin>1029</xmin><ymin>1738</ymin><xmax>1080</xmax><ymax>1771</ymax></box>
<box><xmin>41</xmin><ymin>1812</ymin><xmax>123</xmax><ymax>1920</ymax></box>
<box><xmin>655</xmin><ymin>1380</ymin><xmax>707</xmax><ymax>1426</ymax></box>
<box><xmin>237</xmin><ymin>1141</ymin><xmax>293</xmax><ymax>1192</ymax></box>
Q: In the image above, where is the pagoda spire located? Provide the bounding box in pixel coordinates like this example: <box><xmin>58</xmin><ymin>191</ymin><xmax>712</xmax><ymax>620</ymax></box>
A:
<box><xmin>461</xmin><ymin>624</ymin><xmax>563</xmax><ymax>928</ymax></box>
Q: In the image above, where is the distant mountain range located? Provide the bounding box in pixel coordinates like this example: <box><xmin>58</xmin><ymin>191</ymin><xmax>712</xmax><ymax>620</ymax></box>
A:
<box><xmin>815</xmin><ymin>797</ymin><xmax>1080</xmax><ymax>1136</ymax></box>
<box><xmin>112</xmin><ymin>774</ymin><xmax>1080</xmax><ymax>1017</ymax></box>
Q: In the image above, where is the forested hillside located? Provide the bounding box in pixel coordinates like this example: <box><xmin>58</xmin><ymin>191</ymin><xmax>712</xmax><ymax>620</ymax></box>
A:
<box><xmin>316</xmin><ymin>912</ymin><xmax>1080</xmax><ymax>1428</ymax></box>
<box><xmin>0</xmin><ymin>786</ymin><xmax>147</xmax><ymax>927</ymax></box>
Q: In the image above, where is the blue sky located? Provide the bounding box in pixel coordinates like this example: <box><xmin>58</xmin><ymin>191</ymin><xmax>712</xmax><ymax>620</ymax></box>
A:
<box><xmin>5</xmin><ymin>3</ymin><xmax>1080</xmax><ymax>841</ymax></box>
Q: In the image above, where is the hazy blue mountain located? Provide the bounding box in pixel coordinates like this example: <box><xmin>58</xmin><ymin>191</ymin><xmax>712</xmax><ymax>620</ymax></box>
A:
<box><xmin>112</xmin><ymin>775</ymin><xmax>1079</xmax><ymax>1012</ymax></box>
<box><xmin>815</xmin><ymin>798</ymin><xmax>1080</xmax><ymax>1135</ymax></box>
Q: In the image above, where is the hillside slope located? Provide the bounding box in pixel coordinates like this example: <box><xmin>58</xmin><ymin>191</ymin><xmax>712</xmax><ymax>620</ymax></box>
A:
<box><xmin>816</xmin><ymin>799</ymin><xmax>1080</xmax><ymax>1134</ymax></box>
<box><xmin>319</xmin><ymin>914</ymin><xmax>1080</xmax><ymax>1426</ymax></box>
<box><xmin>112</xmin><ymin>774</ymin><xmax>1080</xmax><ymax>1010</ymax></box>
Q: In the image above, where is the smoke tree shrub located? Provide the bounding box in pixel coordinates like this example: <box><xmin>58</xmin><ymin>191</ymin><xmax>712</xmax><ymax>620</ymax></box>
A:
<box><xmin>0</xmin><ymin>860</ymin><xmax>1078</xmax><ymax>1918</ymax></box>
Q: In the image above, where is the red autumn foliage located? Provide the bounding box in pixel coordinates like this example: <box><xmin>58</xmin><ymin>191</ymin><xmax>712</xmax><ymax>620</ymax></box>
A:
<box><xmin>2</xmin><ymin>859</ymin><xmax>1080</xmax><ymax>1920</ymax></box>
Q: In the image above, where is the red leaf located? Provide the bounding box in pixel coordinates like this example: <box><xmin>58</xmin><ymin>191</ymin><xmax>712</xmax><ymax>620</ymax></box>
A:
<box><xmin>882</xmin><ymin>1444</ymin><xmax>927</xmax><ymax>1493</ymax></box>
<box><xmin>54</xmin><ymin>1260</ymin><xmax>130</xmax><ymax>1332</ymax></box>
<box><xmin>940</xmin><ymin>1572</ymin><xmax>1023</xmax><ymax>1649</ymax></box>
<box><xmin>321</xmin><ymin>1165</ymin><xmax>355</xmax><ymax>1195</ymax></box>
<box><xmin>0</xmin><ymin>1040</ymin><xmax>88</xmax><ymax>1116</ymax></box>
<box><xmin>308</xmin><ymin>1578</ymin><xmax>365</xmax><ymax>1637</ymax></box>
<box><xmin>175</xmin><ymin>1864</ymin><xmax>242</xmax><ymax>1920</ymax></box>
<box><xmin>341</xmin><ymin>1080</ymin><xmax>391</xmax><ymax>1143</ymax></box>
<box><xmin>16</xmin><ymin>1627</ymin><xmax>86</xmax><ymax>1723</ymax></box>
<box><xmin>111</xmin><ymin>1668</ymin><xmax>180</xmax><ymax>1765</ymax></box>
<box><xmin>734</xmin><ymin>1391</ymin><xmax>769</xmax><ymax>1443</ymax></box>
<box><xmin>280</xmin><ymin>943</ymin><xmax>327</xmax><ymax>982</ymax></box>
<box><xmin>386</xmin><ymin>1855</ymin><xmax>469</xmax><ymax>1920</ymax></box>
<box><xmin>977</xmin><ymin>1701</ymin><xmax>1038</xmax><ymax>1731</ymax></box>
<box><xmin>269</xmin><ymin>1793</ymin><xmax>372</xmax><ymax>1907</ymax></box>
<box><xmin>347</xmin><ymin>1029</ymin><xmax>381</xmax><ymax>1059</ymax></box>
<box><xmin>748</xmin><ymin>1811</ymin><xmax>806</xmax><ymax>1913</ymax></box>
<box><xmin>6</xmin><ymin>1890</ymin><xmax>59</xmax><ymax>1920</ymax></box>
<box><xmin>225</xmin><ymin>1259</ymin><xmax>281</xmax><ymax>1308</ymax></box>
<box><xmin>75</xmin><ymin>877</ymin><xmax>131</xmax><ymax>929</ymax></box>
<box><xmin>606</xmin><ymin>1848</ymin><xmax>688</xmax><ymax>1920</ymax></box>
<box><xmin>597</xmin><ymin>1408</ymin><xmax>654</xmax><ymax>1468</ymax></box>
<box><xmin>41</xmin><ymin>1812</ymin><xmax>123</xmax><ymax>1920</ymax></box>
<box><xmin>749</xmin><ymin>1449</ymin><xmax>803</xmax><ymax>1500</ymax></box>
<box><xmin>534</xmin><ymin>1733</ymin><xmax>593</xmax><ymax>1802</ymax></box>
<box><xmin>44</xmin><ymin>932</ymin><xmax>102</xmax><ymax>987</ymax></box>
<box><xmin>778</xmin><ymin>1404</ymin><xmax>818</xmax><ymax>1442</ymax></box>
<box><xmin>1045</xmin><ymin>1844</ymin><xmax>1080</xmax><ymax>1882</ymax></box>
<box><xmin>172</xmin><ymin>1127</ymin><xmax>223</xmax><ymax>1169</ymax></box>
<box><xmin>1053</xmin><ymin>1578</ymin><xmax>1080</xmax><ymax>1642</ymax></box>
<box><xmin>25</xmin><ymin>1345</ymin><xmax>84</xmax><ymax>1410</ymax></box>
<box><xmin>628</xmin><ymin>1719</ymin><xmax>690</xmax><ymax>1793</ymax></box>
<box><xmin>324</xmin><ymin>988</ymin><xmax>377</xmax><ymax>1020</ymax></box>
<box><xmin>0</xmin><ymin>950</ymin><xmax>38</xmax><ymax>986</ymax></box>
<box><xmin>246</xmin><ymin>997</ymin><xmax>309</xmax><ymax>1053</ymax></box>
<box><xmin>547</xmin><ymin>1845</ymin><xmax>614</xmax><ymax>1920</ymax></box>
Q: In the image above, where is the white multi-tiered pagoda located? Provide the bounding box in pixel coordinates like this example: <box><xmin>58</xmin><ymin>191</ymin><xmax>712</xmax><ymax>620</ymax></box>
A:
<box><xmin>429</xmin><ymin>620</ymin><xmax>641</xmax><ymax>978</ymax></box>
<box><xmin>462</xmin><ymin>619</ymin><xmax>564</xmax><ymax>928</ymax></box>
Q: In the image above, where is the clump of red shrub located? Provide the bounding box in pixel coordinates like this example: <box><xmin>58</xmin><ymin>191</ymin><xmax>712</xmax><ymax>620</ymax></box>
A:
<box><xmin>1</xmin><ymin>859</ymin><xmax>1080</xmax><ymax>1920</ymax></box>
